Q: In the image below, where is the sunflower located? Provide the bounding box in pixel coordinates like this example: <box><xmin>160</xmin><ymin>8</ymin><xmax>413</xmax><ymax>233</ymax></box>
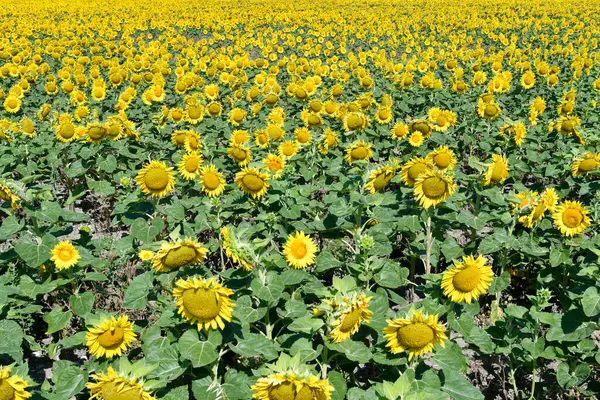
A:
<box><xmin>329</xmin><ymin>295</ymin><xmax>373</xmax><ymax>343</ymax></box>
<box><xmin>138</xmin><ymin>250</ymin><xmax>154</xmax><ymax>261</ymax></box>
<box><xmin>228</xmin><ymin>144</ymin><xmax>252</xmax><ymax>166</ymax></box>
<box><xmin>408</xmin><ymin>119</ymin><xmax>433</xmax><ymax>137</ymax></box>
<box><xmin>230</xmin><ymin>129</ymin><xmax>250</xmax><ymax>145</ymax></box>
<box><xmin>518</xmin><ymin>188</ymin><xmax>558</xmax><ymax>228</ymax></box>
<box><xmin>384</xmin><ymin>310</ymin><xmax>447</xmax><ymax>360</ymax></box>
<box><xmin>521</xmin><ymin>70</ymin><xmax>536</xmax><ymax>89</ymax></box>
<box><xmin>365</xmin><ymin>164</ymin><xmax>397</xmax><ymax>194</ymax></box>
<box><xmin>345</xmin><ymin>141</ymin><xmax>372</xmax><ymax>164</ymax></box>
<box><xmin>294</xmin><ymin>127</ymin><xmax>312</xmax><ymax>145</ymax></box>
<box><xmin>374</xmin><ymin>107</ymin><xmax>393</xmax><ymax>124</ymax></box>
<box><xmin>282</xmin><ymin>231</ymin><xmax>318</xmax><ymax>269</ymax></box>
<box><xmin>50</xmin><ymin>241</ymin><xmax>80</xmax><ymax>271</ymax></box>
<box><xmin>343</xmin><ymin>111</ymin><xmax>368</xmax><ymax>132</ymax></box>
<box><xmin>173</xmin><ymin>276</ymin><xmax>235</xmax><ymax>331</ymax></box>
<box><xmin>391</xmin><ymin>122</ymin><xmax>409</xmax><ymax>140</ymax></box>
<box><xmin>206</xmin><ymin>101</ymin><xmax>223</xmax><ymax>117</ymax></box>
<box><xmin>408</xmin><ymin>132</ymin><xmax>424</xmax><ymax>147</ymax></box>
<box><xmin>178</xmin><ymin>152</ymin><xmax>203</xmax><ymax>180</ymax></box>
<box><xmin>236</xmin><ymin>168</ymin><xmax>270</xmax><ymax>199</ymax></box>
<box><xmin>427</xmin><ymin>108</ymin><xmax>456</xmax><ymax>132</ymax></box>
<box><xmin>571</xmin><ymin>153</ymin><xmax>600</xmax><ymax>176</ymax></box>
<box><xmin>229</xmin><ymin>108</ymin><xmax>246</xmax><ymax>125</ymax></box>
<box><xmin>255</xmin><ymin>130</ymin><xmax>270</xmax><ymax>148</ymax></box>
<box><xmin>263</xmin><ymin>154</ymin><xmax>286</xmax><ymax>178</ymax></box>
<box><xmin>482</xmin><ymin>154</ymin><xmax>509</xmax><ymax>186</ymax></box>
<box><xmin>0</xmin><ymin>366</ymin><xmax>31</xmax><ymax>400</ymax></box>
<box><xmin>171</xmin><ymin>130</ymin><xmax>187</xmax><ymax>147</ymax></box>
<box><xmin>319</xmin><ymin>128</ymin><xmax>339</xmax><ymax>154</ymax></box>
<box><xmin>477</xmin><ymin>101</ymin><xmax>501</xmax><ymax>120</ymax></box>
<box><xmin>37</xmin><ymin>103</ymin><xmax>52</xmax><ymax>120</ymax></box>
<box><xmin>401</xmin><ymin>157</ymin><xmax>433</xmax><ymax>186</ymax></box>
<box><xmin>136</xmin><ymin>160</ymin><xmax>176</xmax><ymax>198</ymax></box>
<box><xmin>552</xmin><ymin>200</ymin><xmax>591</xmax><ymax>237</ymax></box>
<box><xmin>152</xmin><ymin>239</ymin><xmax>208</xmax><ymax>273</ymax></box>
<box><xmin>413</xmin><ymin>170</ymin><xmax>456</xmax><ymax>208</ymax></box>
<box><xmin>86</xmin><ymin>315</ymin><xmax>137</xmax><ymax>358</ymax></box>
<box><xmin>441</xmin><ymin>255</ymin><xmax>494</xmax><ymax>304</ymax></box>
<box><xmin>185</xmin><ymin>103</ymin><xmax>205</xmax><ymax>124</ymax></box>
<box><xmin>251</xmin><ymin>372</ymin><xmax>333</xmax><ymax>400</ymax></box>
<box><xmin>184</xmin><ymin>131</ymin><xmax>201</xmax><ymax>153</ymax></box>
<box><xmin>0</xmin><ymin>183</ymin><xmax>20</xmax><ymax>210</ymax></box>
<box><xmin>426</xmin><ymin>146</ymin><xmax>456</xmax><ymax>171</ymax></box>
<box><xmin>85</xmin><ymin>124</ymin><xmax>107</xmax><ymax>143</ymax></box>
<box><xmin>278</xmin><ymin>141</ymin><xmax>299</xmax><ymax>159</ymax></box>
<box><xmin>55</xmin><ymin>116</ymin><xmax>77</xmax><ymax>143</ymax></box>
<box><xmin>3</xmin><ymin>95</ymin><xmax>21</xmax><ymax>113</ymax></box>
<box><xmin>87</xmin><ymin>367</ymin><xmax>155</xmax><ymax>400</ymax></box>
<box><xmin>199</xmin><ymin>165</ymin><xmax>226</xmax><ymax>197</ymax></box>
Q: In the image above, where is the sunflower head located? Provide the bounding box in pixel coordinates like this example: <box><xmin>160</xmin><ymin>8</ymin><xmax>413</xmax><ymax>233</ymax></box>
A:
<box><xmin>178</xmin><ymin>152</ymin><xmax>203</xmax><ymax>180</ymax></box>
<box><xmin>0</xmin><ymin>183</ymin><xmax>20</xmax><ymax>210</ymax></box>
<box><xmin>152</xmin><ymin>239</ymin><xmax>208</xmax><ymax>273</ymax></box>
<box><xmin>283</xmin><ymin>231</ymin><xmax>318</xmax><ymax>269</ymax></box>
<box><xmin>384</xmin><ymin>309</ymin><xmax>447</xmax><ymax>360</ymax></box>
<box><xmin>426</xmin><ymin>145</ymin><xmax>456</xmax><ymax>171</ymax></box>
<box><xmin>345</xmin><ymin>141</ymin><xmax>373</xmax><ymax>164</ymax></box>
<box><xmin>86</xmin><ymin>315</ymin><xmax>137</xmax><ymax>359</ymax></box>
<box><xmin>199</xmin><ymin>164</ymin><xmax>226</xmax><ymax>197</ymax></box>
<box><xmin>442</xmin><ymin>255</ymin><xmax>494</xmax><ymax>303</ymax></box>
<box><xmin>173</xmin><ymin>276</ymin><xmax>235</xmax><ymax>331</ymax></box>
<box><xmin>50</xmin><ymin>241</ymin><xmax>80</xmax><ymax>271</ymax></box>
<box><xmin>571</xmin><ymin>153</ymin><xmax>600</xmax><ymax>176</ymax></box>
<box><xmin>482</xmin><ymin>154</ymin><xmax>509</xmax><ymax>186</ymax></box>
<box><xmin>552</xmin><ymin>200</ymin><xmax>591</xmax><ymax>237</ymax></box>
<box><xmin>365</xmin><ymin>164</ymin><xmax>397</xmax><ymax>194</ymax></box>
<box><xmin>401</xmin><ymin>157</ymin><xmax>433</xmax><ymax>186</ymax></box>
<box><xmin>235</xmin><ymin>168</ymin><xmax>270</xmax><ymax>199</ymax></box>
<box><xmin>413</xmin><ymin>170</ymin><xmax>456</xmax><ymax>208</ymax></box>
<box><xmin>87</xmin><ymin>366</ymin><xmax>155</xmax><ymax>400</ymax></box>
<box><xmin>329</xmin><ymin>295</ymin><xmax>373</xmax><ymax>343</ymax></box>
<box><xmin>136</xmin><ymin>160</ymin><xmax>176</xmax><ymax>198</ymax></box>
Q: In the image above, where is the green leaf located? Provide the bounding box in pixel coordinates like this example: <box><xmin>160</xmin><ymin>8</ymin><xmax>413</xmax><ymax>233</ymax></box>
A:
<box><xmin>0</xmin><ymin>320</ymin><xmax>24</xmax><ymax>362</ymax></box>
<box><xmin>327</xmin><ymin>340</ymin><xmax>372</xmax><ymax>363</ymax></box>
<box><xmin>44</xmin><ymin>307</ymin><xmax>72</xmax><ymax>334</ymax></box>
<box><xmin>58</xmin><ymin>332</ymin><xmax>87</xmax><ymax>349</ymax></box>
<box><xmin>69</xmin><ymin>292</ymin><xmax>94</xmax><ymax>317</ymax></box>
<box><xmin>250</xmin><ymin>272</ymin><xmax>284</xmax><ymax>304</ymax></box>
<box><xmin>440</xmin><ymin>370</ymin><xmax>484</xmax><ymax>400</ymax></box>
<box><xmin>123</xmin><ymin>271</ymin><xmax>154</xmax><ymax>309</ymax></box>
<box><xmin>162</xmin><ymin>385</ymin><xmax>189</xmax><ymax>400</ymax></box>
<box><xmin>332</xmin><ymin>275</ymin><xmax>356</xmax><ymax>293</ymax></box>
<box><xmin>14</xmin><ymin>234</ymin><xmax>56</xmax><ymax>268</ymax></box>
<box><xmin>131</xmin><ymin>217</ymin><xmax>165</xmax><ymax>243</ymax></box>
<box><xmin>230</xmin><ymin>333</ymin><xmax>280</xmax><ymax>361</ymax></box>
<box><xmin>52</xmin><ymin>360</ymin><xmax>88</xmax><ymax>398</ymax></box>
<box><xmin>556</xmin><ymin>362</ymin><xmax>591</xmax><ymax>389</ymax></box>
<box><xmin>329</xmin><ymin>371</ymin><xmax>348</xmax><ymax>400</ymax></box>
<box><xmin>0</xmin><ymin>215</ymin><xmax>24</xmax><ymax>241</ymax></box>
<box><xmin>315</xmin><ymin>251</ymin><xmax>342</xmax><ymax>272</ymax></box>
<box><xmin>178</xmin><ymin>329</ymin><xmax>221</xmax><ymax>368</ymax></box>
<box><xmin>581</xmin><ymin>286</ymin><xmax>600</xmax><ymax>317</ymax></box>
<box><xmin>288</xmin><ymin>315</ymin><xmax>324</xmax><ymax>334</ymax></box>
<box><xmin>432</xmin><ymin>343</ymin><xmax>468</xmax><ymax>373</ymax></box>
<box><xmin>373</xmin><ymin>262</ymin><xmax>409</xmax><ymax>289</ymax></box>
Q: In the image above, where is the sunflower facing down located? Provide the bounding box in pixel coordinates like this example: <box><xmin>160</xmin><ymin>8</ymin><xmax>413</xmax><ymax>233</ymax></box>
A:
<box><xmin>172</xmin><ymin>276</ymin><xmax>235</xmax><ymax>331</ymax></box>
<box><xmin>571</xmin><ymin>153</ymin><xmax>600</xmax><ymax>176</ymax></box>
<box><xmin>552</xmin><ymin>200</ymin><xmax>591</xmax><ymax>237</ymax></box>
<box><xmin>236</xmin><ymin>168</ymin><xmax>270</xmax><ymax>199</ymax></box>
<box><xmin>283</xmin><ymin>231</ymin><xmax>318</xmax><ymax>269</ymax></box>
<box><xmin>251</xmin><ymin>372</ymin><xmax>333</xmax><ymax>400</ymax></box>
<box><xmin>199</xmin><ymin>164</ymin><xmax>226</xmax><ymax>197</ymax></box>
<box><xmin>401</xmin><ymin>157</ymin><xmax>433</xmax><ymax>187</ymax></box>
<box><xmin>136</xmin><ymin>160</ymin><xmax>176</xmax><ymax>198</ymax></box>
<box><xmin>384</xmin><ymin>310</ymin><xmax>447</xmax><ymax>360</ymax></box>
<box><xmin>441</xmin><ymin>255</ymin><xmax>494</xmax><ymax>304</ymax></box>
<box><xmin>0</xmin><ymin>366</ymin><xmax>31</xmax><ymax>400</ymax></box>
<box><xmin>87</xmin><ymin>367</ymin><xmax>155</xmax><ymax>400</ymax></box>
<box><xmin>221</xmin><ymin>226</ymin><xmax>255</xmax><ymax>271</ymax></box>
<box><xmin>0</xmin><ymin>183</ymin><xmax>20</xmax><ymax>210</ymax></box>
<box><xmin>345</xmin><ymin>140</ymin><xmax>373</xmax><ymax>164</ymax></box>
<box><xmin>329</xmin><ymin>295</ymin><xmax>373</xmax><ymax>343</ymax></box>
<box><xmin>152</xmin><ymin>239</ymin><xmax>208</xmax><ymax>272</ymax></box>
<box><xmin>413</xmin><ymin>170</ymin><xmax>457</xmax><ymax>208</ymax></box>
<box><xmin>50</xmin><ymin>241</ymin><xmax>80</xmax><ymax>271</ymax></box>
<box><xmin>177</xmin><ymin>152</ymin><xmax>203</xmax><ymax>180</ymax></box>
<box><xmin>86</xmin><ymin>315</ymin><xmax>137</xmax><ymax>358</ymax></box>
<box><xmin>482</xmin><ymin>154</ymin><xmax>509</xmax><ymax>186</ymax></box>
<box><xmin>365</xmin><ymin>164</ymin><xmax>398</xmax><ymax>194</ymax></box>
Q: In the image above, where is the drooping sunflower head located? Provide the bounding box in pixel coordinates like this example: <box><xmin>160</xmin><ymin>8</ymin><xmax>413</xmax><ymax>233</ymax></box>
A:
<box><xmin>221</xmin><ymin>226</ymin><xmax>256</xmax><ymax>271</ymax></box>
<box><xmin>319</xmin><ymin>128</ymin><xmax>339</xmax><ymax>154</ymax></box>
<box><xmin>329</xmin><ymin>295</ymin><xmax>373</xmax><ymax>343</ymax></box>
<box><xmin>0</xmin><ymin>183</ymin><xmax>20</xmax><ymax>210</ymax></box>
<box><xmin>178</xmin><ymin>152</ymin><xmax>203</xmax><ymax>181</ymax></box>
<box><xmin>408</xmin><ymin>119</ymin><xmax>433</xmax><ymax>136</ymax></box>
<box><xmin>413</xmin><ymin>169</ymin><xmax>456</xmax><ymax>208</ymax></box>
<box><xmin>482</xmin><ymin>154</ymin><xmax>509</xmax><ymax>186</ymax></box>
<box><xmin>345</xmin><ymin>140</ymin><xmax>373</xmax><ymax>164</ymax></box>
<box><xmin>552</xmin><ymin>200</ymin><xmax>591</xmax><ymax>237</ymax></box>
<box><xmin>0</xmin><ymin>366</ymin><xmax>31</xmax><ymax>400</ymax></box>
<box><xmin>384</xmin><ymin>310</ymin><xmax>447</xmax><ymax>360</ymax></box>
<box><xmin>199</xmin><ymin>164</ymin><xmax>226</xmax><ymax>197</ymax></box>
<box><xmin>136</xmin><ymin>160</ymin><xmax>176</xmax><ymax>198</ymax></box>
<box><xmin>251</xmin><ymin>372</ymin><xmax>334</xmax><ymax>400</ymax></box>
<box><xmin>184</xmin><ymin>130</ymin><xmax>202</xmax><ymax>153</ymax></box>
<box><xmin>172</xmin><ymin>276</ymin><xmax>235</xmax><ymax>331</ymax></box>
<box><xmin>365</xmin><ymin>164</ymin><xmax>397</xmax><ymax>194</ymax></box>
<box><xmin>50</xmin><ymin>241</ymin><xmax>80</xmax><ymax>271</ymax></box>
<box><xmin>571</xmin><ymin>153</ymin><xmax>600</xmax><ymax>176</ymax></box>
<box><xmin>152</xmin><ymin>239</ymin><xmax>208</xmax><ymax>273</ymax></box>
<box><xmin>87</xmin><ymin>366</ymin><xmax>155</xmax><ymax>400</ymax></box>
<box><xmin>441</xmin><ymin>255</ymin><xmax>494</xmax><ymax>304</ymax></box>
<box><xmin>283</xmin><ymin>231</ymin><xmax>318</xmax><ymax>269</ymax></box>
<box><xmin>401</xmin><ymin>157</ymin><xmax>433</xmax><ymax>187</ymax></box>
<box><xmin>426</xmin><ymin>145</ymin><xmax>456</xmax><ymax>171</ymax></box>
<box><xmin>235</xmin><ymin>168</ymin><xmax>270</xmax><ymax>199</ymax></box>
<box><xmin>86</xmin><ymin>315</ymin><xmax>137</xmax><ymax>359</ymax></box>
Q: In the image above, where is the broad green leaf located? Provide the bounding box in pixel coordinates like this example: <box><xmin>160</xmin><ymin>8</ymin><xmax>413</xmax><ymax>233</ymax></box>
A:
<box><xmin>52</xmin><ymin>360</ymin><xmax>88</xmax><ymax>398</ymax></box>
<box><xmin>231</xmin><ymin>332</ymin><xmax>280</xmax><ymax>361</ymax></box>
<box><xmin>178</xmin><ymin>329</ymin><xmax>221</xmax><ymax>368</ymax></box>
<box><xmin>581</xmin><ymin>286</ymin><xmax>600</xmax><ymax>317</ymax></box>
<box><xmin>0</xmin><ymin>320</ymin><xmax>24</xmax><ymax>362</ymax></box>
<box><xmin>123</xmin><ymin>271</ymin><xmax>154</xmax><ymax>309</ymax></box>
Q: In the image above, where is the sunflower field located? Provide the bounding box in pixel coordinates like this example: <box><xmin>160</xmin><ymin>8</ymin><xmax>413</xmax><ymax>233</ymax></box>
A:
<box><xmin>1</xmin><ymin>0</ymin><xmax>600</xmax><ymax>399</ymax></box>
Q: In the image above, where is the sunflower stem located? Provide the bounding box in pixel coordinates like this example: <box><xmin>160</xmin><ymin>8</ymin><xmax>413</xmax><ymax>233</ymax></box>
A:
<box><xmin>321</xmin><ymin>345</ymin><xmax>329</xmax><ymax>379</ymax></box>
<box><xmin>424</xmin><ymin>213</ymin><xmax>432</xmax><ymax>275</ymax></box>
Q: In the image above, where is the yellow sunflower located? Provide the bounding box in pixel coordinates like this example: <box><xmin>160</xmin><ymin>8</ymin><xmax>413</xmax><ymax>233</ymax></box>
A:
<box><xmin>571</xmin><ymin>153</ymin><xmax>600</xmax><ymax>176</ymax></box>
<box><xmin>136</xmin><ymin>160</ymin><xmax>176</xmax><ymax>198</ymax></box>
<box><xmin>0</xmin><ymin>366</ymin><xmax>31</xmax><ymax>400</ymax></box>
<box><xmin>178</xmin><ymin>152</ymin><xmax>203</xmax><ymax>180</ymax></box>
<box><xmin>294</xmin><ymin>127</ymin><xmax>312</xmax><ymax>145</ymax></box>
<box><xmin>228</xmin><ymin>144</ymin><xmax>252</xmax><ymax>166</ymax></box>
<box><xmin>426</xmin><ymin>146</ymin><xmax>456</xmax><ymax>171</ymax></box>
<box><xmin>552</xmin><ymin>200</ymin><xmax>591</xmax><ymax>237</ymax></box>
<box><xmin>236</xmin><ymin>168</ymin><xmax>270</xmax><ymax>199</ymax></box>
<box><xmin>517</xmin><ymin>188</ymin><xmax>558</xmax><ymax>228</ymax></box>
<box><xmin>279</xmin><ymin>141</ymin><xmax>299</xmax><ymax>159</ymax></box>
<box><xmin>0</xmin><ymin>183</ymin><xmax>20</xmax><ymax>210</ymax></box>
<box><xmin>329</xmin><ymin>295</ymin><xmax>373</xmax><ymax>343</ymax></box>
<box><xmin>171</xmin><ymin>130</ymin><xmax>187</xmax><ymax>147</ymax></box>
<box><xmin>441</xmin><ymin>255</ymin><xmax>494</xmax><ymax>304</ymax></box>
<box><xmin>408</xmin><ymin>119</ymin><xmax>433</xmax><ymax>137</ymax></box>
<box><xmin>384</xmin><ymin>310</ymin><xmax>447</xmax><ymax>360</ymax></box>
<box><xmin>477</xmin><ymin>101</ymin><xmax>501</xmax><ymax>120</ymax></box>
<box><xmin>152</xmin><ymin>239</ymin><xmax>208</xmax><ymax>273</ymax></box>
<box><xmin>50</xmin><ymin>241</ymin><xmax>80</xmax><ymax>271</ymax></box>
<box><xmin>3</xmin><ymin>95</ymin><xmax>21</xmax><ymax>113</ymax></box>
<box><xmin>172</xmin><ymin>276</ymin><xmax>235</xmax><ymax>331</ymax></box>
<box><xmin>251</xmin><ymin>373</ymin><xmax>333</xmax><ymax>400</ymax></box>
<box><xmin>401</xmin><ymin>157</ymin><xmax>433</xmax><ymax>186</ymax></box>
<box><xmin>184</xmin><ymin>131</ymin><xmax>201</xmax><ymax>153</ymax></box>
<box><xmin>374</xmin><ymin>107</ymin><xmax>393</xmax><ymax>124</ymax></box>
<box><xmin>55</xmin><ymin>116</ymin><xmax>77</xmax><ymax>143</ymax></box>
<box><xmin>413</xmin><ymin>170</ymin><xmax>457</xmax><ymax>208</ymax></box>
<box><xmin>427</xmin><ymin>108</ymin><xmax>456</xmax><ymax>132</ymax></box>
<box><xmin>138</xmin><ymin>250</ymin><xmax>154</xmax><ymax>261</ymax></box>
<box><xmin>408</xmin><ymin>132</ymin><xmax>424</xmax><ymax>147</ymax></box>
<box><xmin>391</xmin><ymin>122</ymin><xmax>409</xmax><ymax>140</ymax></box>
<box><xmin>319</xmin><ymin>128</ymin><xmax>339</xmax><ymax>154</ymax></box>
<box><xmin>86</xmin><ymin>315</ymin><xmax>136</xmax><ymax>358</ymax></box>
<box><xmin>85</xmin><ymin>124</ymin><xmax>108</xmax><ymax>143</ymax></box>
<box><xmin>87</xmin><ymin>367</ymin><xmax>155</xmax><ymax>400</ymax></box>
<box><xmin>365</xmin><ymin>165</ymin><xmax>397</xmax><ymax>194</ymax></box>
<box><xmin>482</xmin><ymin>154</ymin><xmax>509</xmax><ymax>186</ymax></box>
<box><xmin>263</xmin><ymin>154</ymin><xmax>286</xmax><ymax>178</ymax></box>
<box><xmin>282</xmin><ymin>231</ymin><xmax>318</xmax><ymax>269</ymax></box>
<box><xmin>230</xmin><ymin>129</ymin><xmax>250</xmax><ymax>145</ymax></box>
<box><xmin>199</xmin><ymin>165</ymin><xmax>226</xmax><ymax>197</ymax></box>
<box><xmin>345</xmin><ymin>141</ymin><xmax>373</xmax><ymax>164</ymax></box>
<box><xmin>343</xmin><ymin>111</ymin><xmax>368</xmax><ymax>132</ymax></box>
